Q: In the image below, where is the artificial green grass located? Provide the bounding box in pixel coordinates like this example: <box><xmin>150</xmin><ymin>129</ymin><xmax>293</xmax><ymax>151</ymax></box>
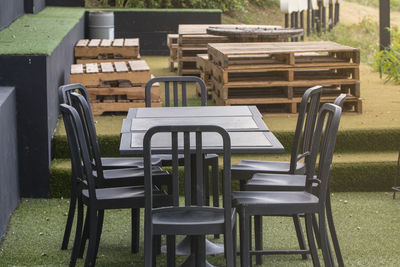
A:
<box><xmin>1</xmin><ymin>193</ymin><xmax>400</xmax><ymax>266</ymax></box>
<box><xmin>0</xmin><ymin>7</ymin><xmax>85</xmax><ymax>55</ymax></box>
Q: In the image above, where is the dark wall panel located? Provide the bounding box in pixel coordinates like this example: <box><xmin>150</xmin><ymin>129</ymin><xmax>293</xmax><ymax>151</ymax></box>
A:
<box><xmin>0</xmin><ymin>16</ymin><xmax>84</xmax><ymax>198</ymax></box>
<box><xmin>46</xmin><ymin>0</ymin><xmax>84</xmax><ymax>7</ymax></box>
<box><xmin>113</xmin><ymin>11</ymin><xmax>221</xmax><ymax>55</ymax></box>
<box><xmin>0</xmin><ymin>87</ymin><xmax>19</xmax><ymax>239</ymax></box>
<box><xmin>0</xmin><ymin>55</ymin><xmax>49</xmax><ymax>197</ymax></box>
<box><xmin>24</xmin><ymin>0</ymin><xmax>46</xmax><ymax>14</ymax></box>
<box><xmin>0</xmin><ymin>0</ymin><xmax>24</xmax><ymax>30</ymax></box>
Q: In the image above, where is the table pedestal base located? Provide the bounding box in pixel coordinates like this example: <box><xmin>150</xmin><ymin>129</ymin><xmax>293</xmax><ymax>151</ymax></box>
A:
<box><xmin>180</xmin><ymin>254</ymin><xmax>215</xmax><ymax>267</ymax></box>
<box><xmin>161</xmin><ymin>236</ymin><xmax>224</xmax><ymax>255</ymax></box>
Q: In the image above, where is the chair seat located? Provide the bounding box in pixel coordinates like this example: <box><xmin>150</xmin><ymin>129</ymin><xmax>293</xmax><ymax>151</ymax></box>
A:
<box><xmin>152</xmin><ymin>206</ymin><xmax>234</xmax><ymax>235</ymax></box>
<box><xmin>232</xmin><ymin>160</ymin><xmax>305</xmax><ymax>176</ymax></box>
<box><xmin>245</xmin><ymin>173</ymin><xmax>307</xmax><ymax>191</ymax></box>
<box><xmin>93</xmin><ymin>166</ymin><xmax>169</xmax><ymax>187</ymax></box>
<box><xmin>156</xmin><ymin>153</ymin><xmax>218</xmax><ymax>166</ymax></box>
<box><xmin>82</xmin><ymin>186</ymin><xmax>168</xmax><ymax>209</ymax></box>
<box><xmin>232</xmin><ymin>191</ymin><xmax>319</xmax><ymax>215</ymax></box>
<box><xmin>99</xmin><ymin>156</ymin><xmax>162</xmax><ymax>169</ymax></box>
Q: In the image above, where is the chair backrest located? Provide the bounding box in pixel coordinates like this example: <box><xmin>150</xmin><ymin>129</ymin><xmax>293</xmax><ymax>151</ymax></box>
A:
<box><xmin>59</xmin><ymin>103</ymin><xmax>97</xmax><ymax>200</ymax></box>
<box><xmin>69</xmin><ymin>92</ymin><xmax>106</xmax><ymax>180</ymax></box>
<box><xmin>145</xmin><ymin>76</ymin><xmax>207</xmax><ymax>107</ymax></box>
<box><xmin>305</xmin><ymin>103</ymin><xmax>342</xmax><ymax>205</ymax></box>
<box><xmin>58</xmin><ymin>83</ymin><xmax>90</xmax><ymax>106</ymax></box>
<box><xmin>143</xmin><ymin>124</ymin><xmax>232</xmax><ymax>217</ymax></box>
<box><xmin>334</xmin><ymin>93</ymin><xmax>346</xmax><ymax>108</ymax></box>
<box><xmin>289</xmin><ymin>85</ymin><xmax>323</xmax><ymax>173</ymax></box>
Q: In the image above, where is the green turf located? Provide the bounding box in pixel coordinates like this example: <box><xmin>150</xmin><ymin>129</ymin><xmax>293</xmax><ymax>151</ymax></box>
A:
<box><xmin>1</xmin><ymin>193</ymin><xmax>400</xmax><ymax>266</ymax></box>
<box><xmin>0</xmin><ymin>7</ymin><xmax>85</xmax><ymax>55</ymax></box>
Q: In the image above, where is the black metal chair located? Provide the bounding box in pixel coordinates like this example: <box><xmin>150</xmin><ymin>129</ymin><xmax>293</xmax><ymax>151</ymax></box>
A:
<box><xmin>229</xmin><ymin>86</ymin><xmax>322</xmax><ymax>264</ymax></box>
<box><xmin>59</xmin><ymin>104</ymin><xmax>171</xmax><ymax>267</ymax></box>
<box><xmin>233</xmin><ymin>103</ymin><xmax>343</xmax><ymax>267</ymax></box>
<box><xmin>69</xmin><ymin>92</ymin><xmax>171</xmax><ymax>256</ymax></box>
<box><xmin>58</xmin><ymin>83</ymin><xmax>162</xmax><ymax>250</ymax></box>
<box><xmin>244</xmin><ymin>93</ymin><xmax>346</xmax><ymax>266</ymax></box>
<box><xmin>145</xmin><ymin>76</ymin><xmax>220</xmax><ymax>224</ymax></box>
<box><xmin>142</xmin><ymin>125</ymin><xmax>236</xmax><ymax>267</ymax></box>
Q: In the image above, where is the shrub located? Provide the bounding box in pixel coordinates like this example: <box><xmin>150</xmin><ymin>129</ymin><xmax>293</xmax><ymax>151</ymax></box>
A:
<box><xmin>374</xmin><ymin>28</ymin><xmax>400</xmax><ymax>84</ymax></box>
<box><xmin>94</xmin><ymin>0</ymin><xmax>247</xmax><ymax>11</ymax></box>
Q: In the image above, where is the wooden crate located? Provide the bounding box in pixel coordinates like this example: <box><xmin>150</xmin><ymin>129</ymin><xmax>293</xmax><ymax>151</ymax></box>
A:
<box><xmin>168</xmin><ymin>34</ymin><xmax>179</xmax><ymax>72</ymax></box>
<box><xmin>90</xmin><ymin>100</ymin><xmax>162</xmax><ymax>115</ymax></box>
<box><xmin>75</xmin><ymin>38</ymin><xmax>140</xmax><ymax>63</ymax></box>
<box><xmin>208</xmin><ymin>41</ymin><xmax>362</xmax><ymax>113</ymax></box>
<box><xmin>70</xmin><ymin>61</ymin><xmax>151</xmax><ymax>87</ymax></box>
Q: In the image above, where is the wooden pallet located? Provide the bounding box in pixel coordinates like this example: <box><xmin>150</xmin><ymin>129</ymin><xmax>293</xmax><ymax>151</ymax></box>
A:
<box><xmin>208</xmin><ymin>42</ymin><xmax>360</xmax><ymax>69</ymax></box>
<box><xmin>86</xmin><ymin>80</ymin><xmax>160</xmax><ymax>102</ymax></box>
<box><xmin>168</xmin><ymin>34</ymin><xmax>179</xmax><ymax>72</ymax></box>
<box><xmin>211</xmin><ymin>90</ymin><xmax>362</xmax><ymax>113</ymax></box>
<box><xmin>70</xmin><ymin>61</ymin><xmax>151</xmax><ymax>87</ymax></box>
<box><xmin>75</xmin><ymin>38</ymin><xmax>140</xmax><ymax>63</ymax></box>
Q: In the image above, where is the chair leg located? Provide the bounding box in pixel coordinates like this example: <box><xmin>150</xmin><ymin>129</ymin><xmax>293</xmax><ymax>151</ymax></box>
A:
<box><xmin>239</xmin><ymin>208</ymin><xmax>251</xmax><ymax>267</ymax></box>
<box><xmin>131</xmin><ymin>208</ymin><xmax>140</xmax><ymax>253</ymax></box>
<box><xmin>225</xmin><ymin>225</ymin><xmax>235</xmax><ymax>267</ymax></box>
<box><xmin>84</xmin><ymin>207</ymin><xmax>98</xmax><ymax>267</ymax></box>
<box><xmin>233</xmin><ymin>221</ymin><xmax>237</xmax><ymax>267</ymax></box>
<box><xmin>69</xmin><ymin>196</ymin><xmax>84</xmax><ymax>267</ymax></box>
<box><xmin>305</xmin><ymin>214</ymin><xmax>320</xmax><ymax>267</ymax></box>
<box><xmin>326</xmin><ymin>192</ymin><xmax>344</xmax><ymax>266</ymax></box>
<box><xmin>292</xmin><ymin>214</ymin><xmax>308</xmax><ymax>260</ymax></box>
<box><xmin>254</xmin><ymin>215</ymin><xmax>263</xmax><ymax>265</ymax></box>
<box><xmin>144</xmin><ymin>225</ymin><xmax>153</xmax><ymax>267</ymax></box>
<box><xmin>312</xmin><ymin>213</ymin><xmax>322</xmax><ymax>248</ymax></box>
<box><xmin>62</xmin><ymin>192</ymin><xmax>77</xmax><ymax>250</ymax></box>
<box><xmin>166</xmin><ymin>235</ymin><xmax>176</xmax><ymax>267</ymax></box>
<box><xmin>79</xmin><ymin>207</ymin><xmax>90</xmax><ymax>258</ymax></box>
<box><xmin>94</xmin><ymin>210</ymin><xmax>104</xmax><ymax>261</ymax></box>
<box><xmin>318</xmin><ymin>210</ymin><xmax>333</xmax><ymax>267</ymax></box>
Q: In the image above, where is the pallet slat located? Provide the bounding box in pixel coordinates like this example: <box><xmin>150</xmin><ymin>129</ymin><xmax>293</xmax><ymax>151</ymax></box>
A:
<box><xmin>86</xmin><ymin>63</ymin><xmax>99</xmax><ymax>73</ymax></box>
<box><xmin>113</xmin><ymin>38</ymin><xmax>124</xmax><ymax>47</ymax></box>
<box><xmin>88</xmin><ymin>39</ymin><xmax>101</xmax><ymax>47</ymax></box>
<box><xmin>100</xmin><ymin>62</ymin><xmax>114</xmax><ymax>73</ymax></box>
<box><xmin>100</xmin><ymin>39</ymin><xmax>112</xmax><ymax>47</ymax></box>
<box><xmin>114</xmin><ymin>62</ymin><xmax>128</xmax><ymax>72</ymax></box>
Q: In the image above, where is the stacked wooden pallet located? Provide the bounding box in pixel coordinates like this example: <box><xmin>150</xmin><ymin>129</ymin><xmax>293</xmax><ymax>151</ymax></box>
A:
<box><xmin>74</xmin><ymin>38</ymin><xmax>140</xmax><ymax>64</ymax></box>
<box><xmin>167</xmin><ymin>34</ymin><xmax>178</xmax><ymax>72</ymax></box>
<box><xmin>208</xmin><ymin>41</ymin><xmax>362</xmax><ymax>113</ymax></box>
<box><xmin>70</xmin><ymin>60</ymin><xmax>161</xmax><ymax>115</ymax></box>
<box><xmin>178</xmin><ymin>24</ymin><xmax>283</xmax><ymax>76</ymax></box>
<box><xmin>195</xmin><ymin>54</ymin><xmax>212</xmax><ymax>98</ymax></box>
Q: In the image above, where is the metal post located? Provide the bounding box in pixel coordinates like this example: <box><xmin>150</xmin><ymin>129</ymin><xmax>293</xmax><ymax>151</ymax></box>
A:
<box><xmin>307</xmin><ymin>0</ymin><xmax>311</xmax><ymax>35</ymax></box>
<box><xmin>379</xmin><ymin>0</ymin><xmax>391</xmax><ymax>50</ymax></box>
<box><xmin>334</xmin><ymin>3</ymin><xmax>340</xmax><ymax>25</ymax></box>
<box><xmin>329</xmin><ymin>3</ymin><xmax>333</xmax><ymax>30</ymax></box>
<box><xmin>285</xmin><ymin>13</ymin><xmax>289</xmax><ymax>28</ymax></box>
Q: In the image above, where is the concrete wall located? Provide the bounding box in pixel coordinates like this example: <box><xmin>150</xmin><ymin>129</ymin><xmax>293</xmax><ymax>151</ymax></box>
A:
<box><xmin>0</xmin><ymin>0</ymin><xmax>24</xmax><ymax>31</ymax></box>
<box><xmin>0</xmin><ymin>16</ymin><xmax>85</xmax><ymax>197</ymax></box>
<box><xmin>113</xmin><ymin>10</ymin><xmax>222</xmax><ymax>55</ymax></box>
<box><xmin>0</xmin><ymin>87</ymin><xmax>19</xmax><ymax>240</ymax></box>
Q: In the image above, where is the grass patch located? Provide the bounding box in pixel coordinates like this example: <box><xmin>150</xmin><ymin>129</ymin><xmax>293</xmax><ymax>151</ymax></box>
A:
<box><xmin>345</xmin><ymin>0</ymin><xmax>400</xmax><ymax>11</ymax></box>
<box><xmin>0</xmin><ymin>7</ymin><xmax>84</xmax><ymax>55</ymax></box>
<box><xmin>1</xmin><ymin>193</ymin><xmax>400</xmax><ymax>266</ymax></box>
<box><xmin>308</xmin><ymin>17</ymin><xmax>379</xmax><ymax>65</ymax></box>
